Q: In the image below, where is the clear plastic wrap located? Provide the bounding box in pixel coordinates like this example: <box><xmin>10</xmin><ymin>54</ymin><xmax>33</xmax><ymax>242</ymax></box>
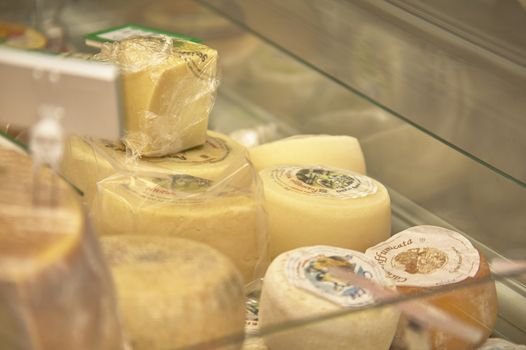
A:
<box><xmin>94</xmin><ymin>36</ymin><xmax>219</xmax><ymax>157</ymax></box>
<box><xmin>0</xmin><ymin>148</ymin><xmax>124</xmax><ymax>350</ymax></box>
<box><xmin>61</xmin><ymin>130</ymin><xmax>249</xmax><ymax>206</ymax></box>
<box><xmin>81</xmin><ymin>133</ymin><xmax>268</xmax><ymax>282</ymax></box>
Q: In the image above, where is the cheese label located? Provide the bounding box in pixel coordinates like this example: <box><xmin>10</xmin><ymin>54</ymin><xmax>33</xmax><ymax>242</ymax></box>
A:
<box><xmin>365</xmin><ymin>226</ymin><xmax>480</xmax><ymax>287</ymax></box>
<box><xmin>100</xmin><ymin>136</ymin><xmax>230</xmax><ymax>164</ymax></box>
<box><xmin>153</xmin><ymin>136</ymin><xmax>230</xmax><ymax>164</ymax></box>
<box><xmin>123</xmin><ymin>175</ymin><xmax>212</xmax><ymax>203</ymax></box>
<box><xmin>271</xmin><ymin>166</ymin><xmax>376</xmax><ymax>199</ymax></box>
<box><xmin>245</xmin><ymin>297</ymin><xmax>260</xmax><ymax>335</ymax></box>
<box><xmin>285</xmin><ymin>246</ymin><xmax>386</xmax><ymax>307</ymax></box>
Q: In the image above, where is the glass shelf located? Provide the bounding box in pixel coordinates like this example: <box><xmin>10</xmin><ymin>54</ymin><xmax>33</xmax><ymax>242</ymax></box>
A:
<box><xmin>1</xmin><ymin>0</ymin><xmax>525</xmax><ymax>348</ymax></box>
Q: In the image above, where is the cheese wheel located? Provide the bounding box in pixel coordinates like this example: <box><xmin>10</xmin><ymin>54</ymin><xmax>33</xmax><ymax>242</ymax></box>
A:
<box><xmin>260</xmin><ymin>165</ymin><xmax>390</xmax><ymax>258</ymax></box>
<box><xmin>101</xmin><ymin>235</ymin><xmax>245</xmax><ymax>350</ymax></box>
<box><xmin>92</xmin><ymin>172</ymin><xmax>267</xmax><ymax>283</ymax></box>
<box><xmin>61</xmin><ymin>130</ymin><xmax>249</xmax><ymax>206</ymax></box>
<box><xmin>95</xmin><ymin>36</ymin><xmax>218</xmax><ymax>156</ymax></box>
<box><xmin>259</xmin><ymin>246</ymin><xmax>399</xmax><ymax>350</ymax></box>
<box><xmin>0</xmin><ymin>149</ymin><xmax>124</xmax><ymax>350</ymax></box>
<box><xmin>249</xmin><ymin>135</ymin><xmax>366</xmax><ymax>173</ymax></box>
<box><xmin>365</xmin><ymin>225</ymin><xmax>498</xmax><ymax>350</ymax></box>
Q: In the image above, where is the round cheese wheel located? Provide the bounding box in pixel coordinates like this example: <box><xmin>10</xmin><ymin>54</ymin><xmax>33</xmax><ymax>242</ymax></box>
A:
<box><xmin>478</xmin><ymin>338</ymin><xmax>526</xmax><ymax>350</ymax></box>
<box><xmin>259</xmin><ymin>165</ymin><xmax>390</xmax><ymax>258</ymax></box>
<box><xmin>259</xmin><ymin>246</ymin><xmax>399</xmax><ymax>350</ymax></box>
<box><xmin>101</xmin><ymin>235</ymin><xmax>245</xmax><ymax>350</ymax></box>
<box><xmin>61</xmin><ymin>130</ymin><xmax>250</xmax><ymax>206</ymax></box>
<box><xmin>92</xmin><ymin>172</ymin><xmax>267</xmax><ymax>283</ymax></box>
<box><xmin>0</xmin><ymin>149</ymin><xmax>123</xmax><ymax>350</ymax></box>
<box><xmin>365</xmin><ymin>225</ymin><xmax>498</xmax><ymax>350</ymax></box>
<box><xmin>249</xmin><ymin>135</ymin><xmax>366</xmax><ymax>173</ymax></box>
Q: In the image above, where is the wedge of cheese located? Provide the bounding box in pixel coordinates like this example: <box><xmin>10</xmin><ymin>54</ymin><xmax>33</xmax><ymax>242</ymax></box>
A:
<box><xmin>95</xmin><ymin>36</ymin><xmax>218</xmax><ymax>156</ymax></box>
<box><xmin>61</xmin><ymin>130</ymin><xmax>249</xmax><ymax>206</ymax></box>
<box><xmin>249</xmin><ymin>135</ymin><xmax>366</xmax><ymax>173</ymax></box>
<box><xmin>102</xmin><ymin>235</ymin><xmax>245</xmax><ymax>350</ymax></box>
<box><xmin>366</xmin><ymin>226</ymin><xmax>498</xmax><ymax>350</ymax></box>
<box><xmin>92</xmin><ymin>172</ymin><xmax>267</xmax><ymax>283</ymax></box>
<box><xmin>259</xmin><ymin>246</ymin><xmax>399</xmax><ymax>350</ymax></box>
<box><xmin>260</xmin><ymin>165</ymin><xmax>390</xmax><ymax>258</ymax></box>
<box><xmin>0</xmin><ymin>149</ymin><xmax>124</xmax><ymax>350</ymax></box>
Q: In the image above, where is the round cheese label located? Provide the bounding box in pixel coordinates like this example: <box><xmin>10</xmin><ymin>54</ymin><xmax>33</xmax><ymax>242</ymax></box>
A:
<box><xmin>153</xmin><ymin>135</ymin><xmax>230</xmax><ymax>164</ymax></box>
<box><xmin>365</xmin><ymin>226</ymin><xmax>480</xmax><ymax>287</ymax></box>
<box><xmin>123</xmin><ymin>174</ymin><xmax>212</xmax><ymax>203</ymax></box>
<box><xmin>270</xmin><ymin>166</ymin><xmax>377</xmax><ymax>199</ymax></box>
<box><xmin>285</xmin><ymin>246</ymin><xmax>388</xmax><ymax>307</ymax></box>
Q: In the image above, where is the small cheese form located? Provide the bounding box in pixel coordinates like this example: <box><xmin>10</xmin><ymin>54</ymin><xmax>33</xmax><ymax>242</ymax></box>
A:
<box><xmin>95</xmin><ymin>36</ymin><xmax>218</xmax><ymax>157</ymax></box>
<box><xmin>249</xmin><ymin>135</ymin><xmax>366</xmax><ymax>173</ymax></box>
<box><xmin>101</xmin><ymin>235</ymin><xmax>245</xmax><ymax>350</ymax></box>
<box><xmin>365</xmin><ymin>225</ymin><xmax>498</xmax><ymax>350</ymax></box>
<box><xmin>259</xmin><ymin>165</ymin><xmax>390</xmax><ymax>258</ymax></box>
<box><xmin>0</xmin><ymin>149</ymin><xmax>124</xmax><ymax>350</ymax></box>
<box><xmin>92</xmin><ymin>172</ymin><xmax>267</xmax><ymax>283</ymax></box>
<box><xmin>61</xmin><ymin>130</ymin><xmax>249</xmax><ymax>206</ymax></box>
<box><xmin>259</xmin><ymin>246</ymin><xmax>399</xmax><ymax>350</ymax></box>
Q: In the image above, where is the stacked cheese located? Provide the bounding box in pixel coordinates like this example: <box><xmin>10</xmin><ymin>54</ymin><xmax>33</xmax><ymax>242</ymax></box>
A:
<box><xmin>0</xmin><ymin>149</ymin><xmax>123</xmax><ymax>350</ymax></box>
<box><xmin>259</xmin><ymin>165</ymin><xmax>390</xmax><ymax>258</ymax></box>
<box><xmin>95</xmin><ymin>36</ymin><xmax>218</xmax><ymax>157</ymax></box>
<box><xmin>366</xmin><ymin>226</ymin><xmax>498</xmax><ymax>350</ymax></box>
<box><xmin>61</xmin><ymin>130</ymin><xmax>249</xmax><ymax>205</ymax></box>
<box><xmin>92</xmin><ymin>171</ymin><xmax>266</xmax><ymax>283</ymax></box>
<box><xmin>101</xmin><ymin>235</ymin><xmax>245</xmax><ymax>350</ymax></box>
<box><xmin>249</xmin><ymin>135</ymin><xmax>366</xmax><ymax>173</ymax></box>
<box><xmin>259</xmin><ymin>246</ymin><xmax>400</xmax><ymax>350</ymax></box>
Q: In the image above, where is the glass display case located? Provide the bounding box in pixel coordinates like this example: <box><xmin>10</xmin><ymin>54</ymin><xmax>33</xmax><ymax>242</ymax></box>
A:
<box><xmin>0</xmin><ymin>0</ymin><xmax>524</xmax><ymax>349</ymax></box>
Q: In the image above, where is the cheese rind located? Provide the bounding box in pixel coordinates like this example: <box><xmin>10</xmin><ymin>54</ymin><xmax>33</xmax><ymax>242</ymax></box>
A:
<box><xmin>95</xmin><ymin>36</ymin><xmax>218</xmax><ymax>156</ymax></box>
<box><xmin>366</xmin><ymin>226</ymin><xmax>498</xmax><ymax>350</ymax></box>
<box><xmin>0</xmin><ymin>149</ymin><xmax>124</xmax><ymax>350</ymax></box>
<box><xmin>101</xmin><ymin>235</ymin><xmax>245</xmax><ymax>350</ymax></box>
<box><xmin>61</xmin><ymin>130</ymin><xmax>249</xmax><ymax>206</ymax></box>
<box><xmin>92</xmin><ymin>171</ymin><xmax>267</xmax><ymax>283</ymax></box>
<box><xmin>259</xmin><ymin>245</ymin><xmax>399</xmax><ymax>350</ymax></box>
<box><xmin>260</xmin><ymin>165</ymin><xmax>390</xmax><ymax>258</ymax></box>
<box><xmin>249</xmin><ymin>135</ymin><xmax>366</xmax><ymax>173</ymax></box>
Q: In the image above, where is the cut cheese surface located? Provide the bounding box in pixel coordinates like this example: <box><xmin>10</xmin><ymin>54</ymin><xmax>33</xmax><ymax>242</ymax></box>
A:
<box><xmin>101</xmin><ymin>235</ymin><xmax>245</xmax><ymax>350</ymax></box>
<box><xmin>95</xmin><ymin>36</ymin><xmax>218</xmax><ymax>156</ymax></box>
<box><xmin>366</xmin><ymin>226</ymin><xmax>498</xmax><ymax>350</ymax></box>
<box><xmin>0</xmin><ymin>149</ymin><xmax>123</xmax><ymax>350</ymax></box>
<box><xmin>92</xmin><ymin>171</ymin><xmax>267</xmax><ymax>283</ymax></box>
<box><xmin>249</xmin><ymin>134</ymin><xmax>366</xmax><ymax>173</ymax></box>
<box><xmin>61</xmin><ymin>130</ymin><xmax>250</xmax><ymax>206</ymax></box>
<box><xmin>259</xmin><ymin>245</ymin><xmax>399</xmax><ymax>350</ymax></box>
<box><xmin>260</xmin><ymin>165</ymin><xmax>390</xmax><ymax>258</ymax></box>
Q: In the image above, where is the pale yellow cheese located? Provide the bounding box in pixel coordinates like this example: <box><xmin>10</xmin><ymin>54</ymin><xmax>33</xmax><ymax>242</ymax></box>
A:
<box><xmin>61</xmin><ymin>130</ymin><xmax>249</xmax><ymax>206</ymax></box>
<box><xmin>96</xmin><ymin>36</ymin><xmax>218</xmax><ymax>156</ymax></box>
<box><xmin>259</xmin><ymin>246</ymin><xmax>399</xmax><ymax>350</ymax></box>
<box><xmin>366</xmin><ymin>226</ymin><xmax>498</xmax><ymax>350</ymax></box>
<box><xmin>260</xmin><ymin>165</ymin><xmax>390</xmax><ymax>258</ymax></box>
<box><xmin>92</xmin><ymin>172</ymin><xmax>267</xmax><ymax>283</ymax></box>
<box><xmin>249</xmin><ymin>135</ymin><xmax>366</xmax><ymax>173</ymax></box>
<box><xmin>101</xmin><ymin>235</ymin><xmax>245</xmax><ymax>350</ymax></box>
<box><xmin>0</xmin><ymin>149</ymin><xmax>124</xmax><ymax>350</ymax></box>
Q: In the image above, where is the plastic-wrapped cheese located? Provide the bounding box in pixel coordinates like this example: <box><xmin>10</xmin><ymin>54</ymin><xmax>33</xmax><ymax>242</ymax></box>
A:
<box><xmin>0</xmin><ymin>149</ymin><xmax>124</xmax><ymax>350</ymax></box>
<box><xmin>259</xmin><ymin>246</ymin><xmax>399</xmax><ymax>350</ymax></box>
<box><xmin>366</xmin><ymin>225</ymin><xmax>498</xmax><ymax>350</ymax></box>
<box><xmin>92</xmin><ymin>171</ymin><xmax>267</xmax><ymax>283</ymax></box>
<box><xmin>61</xmin><ymin>130</ymin><xmax>249</xmax><ymax>205</ymax></box>
<box><xmin>249</xmin><ymin>135</ymin><xmax>366</xmax><ymax>173</ymax></box>
<box><xmin>260</xmin><ymin>165</ymin><xmax>390</xmax><ymax>258</ymax></box>
<box><xmin>95</xmin><ymin>36</ymin><xmax>218</xmax><ymax>156</ymax></box>
<box><xmin>478</xmin><ymin>338</ymin><xmax>526</xmax><ymax>350</ymax></box>
<box><xmin>101</xmin><ymin>235</ymin><xmax>245</xmax><ymax>350</ymax></box>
